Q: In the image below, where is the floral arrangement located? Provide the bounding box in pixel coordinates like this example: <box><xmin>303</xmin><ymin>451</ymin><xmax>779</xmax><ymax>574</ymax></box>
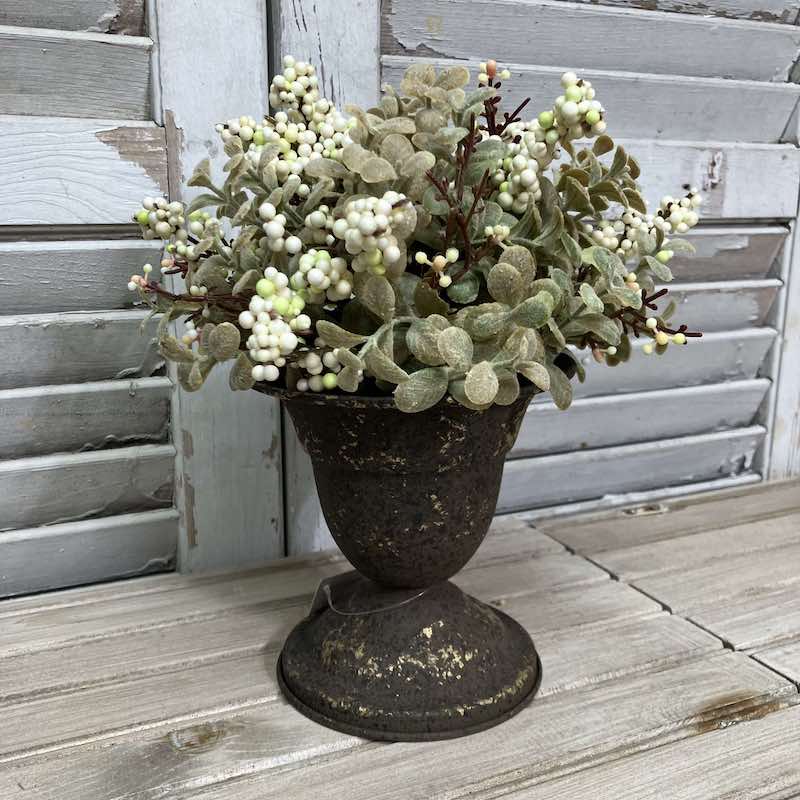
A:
<box><xmin>128</xmin><ymin>56</ymin><xmax>702</xmax><ymax>412</ymax></box>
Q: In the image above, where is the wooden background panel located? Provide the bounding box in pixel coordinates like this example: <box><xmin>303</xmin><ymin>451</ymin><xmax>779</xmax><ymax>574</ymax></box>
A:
<box><xmin>568</xmin><ymin>328</ymin><xmax>775</xmax><ymax>399</ymax></box>
<box><xmin>513</xmin><ymin>380</ymin><xmax>769</xmax><ymax>457</ymax></box>
<box><xmin>671</xmin><ymin>226</ymin><xmax>787</xmax><ymax>281</ymax></box>
<box><xmin>0</xmin><ymin>377</ymin><xmax>171</xmax><ymax>459</ymax></box>
<box><xmin>0</xmin><ymin>0</ymin><xmax>145</xmax><ymax>35</ymax></box>
<box><xmin>0</xmin><ymin>444</ymin><xmax>175</xmax><ymax>531</ymax></box>
<box><xmin>0</xmin><ymin>310</ymin><xmax>161</xmax><ymax>390</ymax></box>
<box><xmin>0</xmin><ymin>26</ymin><xmax>151</xmax><ymax>119</ymax></box>
<box><xmin>0</xmin><ymin>509</ymin><xmax>178</xmax><ymax>598</ymax></box>
<box><xmin>382</xmin><ymin>0</ymin><xmax>800</xmax><ymax>80</ymax></box>
<box><xmin>658</xmin><ymin>280</ymin><xmax>780</xmax><ymax>331</ymax></box>
<box><xmin>498</xmin><ymin>426</ymin><xmax>765</xmax><ymax>512</ymax></box>
<box><xmin>382</xmin><ymin>56</ymin><xmax>800</xmax><ymax>143</ymax></box>
<box><xmin>0</xmin><ymin>118</ymin><xmax>167</xmax><ymax>226</ymax></box>
<box><xmin>0</xmin><ymin>240</ymin><xmax>161</xmax><ymax>313</ymax></box>
<box><xmin>547</xmin><ymin>0</ymin><xmax>800</xmax><ymax>24</ymax></box>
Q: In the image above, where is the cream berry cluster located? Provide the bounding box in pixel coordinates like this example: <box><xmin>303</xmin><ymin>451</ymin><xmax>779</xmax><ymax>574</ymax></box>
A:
<box><xmin>133</xmin><ymin>197</ymin><xmax>187</xmax><ymax>241</ymax></box>
<box><xmin>290</xmin><ymin>249</ymin><xmax>354</xmax><ymax>302</ymax></box>
<box><xmin>331</xmin><ymin>191</ymin><xmax>407</xmax><ymax>274</ymax></box>
<box><xmin>268</xmin><ymin>56</ymin><xmax>321</xmax><ymax>114</ymax></box>
<box><xmin>294</xmin><ymin>350</ymin><xmax>343</xmax><ymax>393</ymax></box>
<box><xmin>539</xmin><ymin>71</ymin><xmax>606</xmax><ymax>142</ymax></box>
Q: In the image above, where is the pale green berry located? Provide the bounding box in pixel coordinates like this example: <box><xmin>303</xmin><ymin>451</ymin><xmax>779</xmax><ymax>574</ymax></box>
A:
<box><xmin>673</xmin><ymin>332</ymin><xmax>687</xmax><ymax>345</ymax></box>
<box><xmin>565</xmin><ymin>85</ymin><xmax>582</xmax><ymax>103</ymax></box>
<box><xmin>538</xmin><ymin>110</ymin><xmax>554</xmax><ymax>129</ymax></box>
<box><xmin>656</xmin><ymin>250</ymin><xmax>674</xmax><ymax>263</ymax></box>
<box><xmin>655</xmin><ymin>331</ymin><xmax>669</xmax><ymax>346</ymax></box>
<box><xmin>256</xmin><ymin>279</ymin><xmax>275</xmax><ymax>298</ymax></box>
<box><xmin>322</xmin><ymin>372</ymin><xmax>338</xmax><ymax>390</ymax></box>
<box><xmin>135</xmin><ymin>210</ymin><xmax>150</xmax><ymax>225</ymax></box>
<box><xmin>273</xmin><ymin>296</ymin><xmax>290</xmax><ymax>315</ymax></box>
<box><xmin>585</xmin><ymin>109</ymin><xmax>601</xmax><ymax>126</ymax></box>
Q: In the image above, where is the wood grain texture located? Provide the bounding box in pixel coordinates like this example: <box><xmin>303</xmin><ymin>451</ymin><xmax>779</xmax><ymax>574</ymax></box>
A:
<box><xmin>633</xmin><ymin>541</ymin><xmax>800</xmax><ymax>612</ymax></box>
<box><xmin>0</xmin><ymin>240</ymin><xmax>162</xmax><ymax>313</ymax></box>
<box><xmin>514</xmin><ymin>705</ymin><xmax>800</xmax><ymax>800</ymax></box>
<box><xmin>770</xmin><ymin>220</ymin><xmax>800</xmax><ymax>478</ymax></box>
<box><xmin>271</xmin><ymin>0</ymin><xmax>381</xmax><ymax>559</ymax></box>
<box><xmin>153</xmin><ymin>0</ymin><xmax>284</xmax><ymax>570</ymax></box>
<box><xmin>381</xmin><ymin>0</ymin><xmax>800</xmax><ymax>80</ymax></box>
<box><xmin>0</xmin><ymin>0</ymin><xmax>145</xmax><ymax>34</ymax></box>
<box><xmin>0</xmin><ymin>377</ymin><xmax>171</xmax><ymax>459</ymax></box>
<box><xmin>689</xmin><ymin>585</ymin><xmax>800</xmax><ymax>650</ymax></box>
<box><xmin>546</xmin><ymin>0</ymin><xmax>800</xmax><ymax>24</ymax></box>
<box><xmin>570</xmin><ymin>328</ymin><xmax>775</xmax><ymax>399</ymax></box>
<box><xmin>0</xmin><ymin>117</ymin><xmax>167</xmax><ymax>225</ymax></box>
<box><xmin>0</xmin><ymin>26</ymin><xmax>151</xmax><ymax>119</ymax></box>
<box><xmin>0</xmin><ymin>444</ymin><xmax>174</xmax><ymax>531</ymax></box>
<box><xmin>0</xmin><ymin>509</ymin><xmax>177</xmax><ymax>598</ymax></box>
<box><xmin>513</xmin><ymin>380</ymin><xmax>769</xmax><ymax>458</ymax></box>
<box><xmin>538</xmin><ymin>477</ymin><xmax>800</xmax><ymax>552</ymax></box>
<box><xmin>593</xmin><ymin>511</ymin><xmax>800</xmax><ymax>580</ymax></box>
<box><xmin>498</xmin><ymin>426</ymin><xmax>765</xmax><ymax>512</ymax></box>
<box><xmin>151</xmin><ymin>655</ymin><xmax>795</xmax><ymax>800</ymax></box>
<box><xmin>754</xmin><ymin>639</ymin><xmax>800</xmax><ymax>685</ymax></box>
<box><xmin>0</xmin><ymin>310</ymin><xmax>161</xmax><ymax>390</ymax></box>
<box><xmin>673</xmin><ymin>226</ymin><xmax>787</xmax><ymax>281</ymax></box>
<box><xmin>382</xmin><ymin>55</ymin><xmax>800</xmax><ymax>143</ymax></box>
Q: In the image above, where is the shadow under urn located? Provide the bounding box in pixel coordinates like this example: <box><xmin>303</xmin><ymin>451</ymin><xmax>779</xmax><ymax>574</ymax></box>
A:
<box><xmin>258</xmin><ymin>380</ymin><xmax>546</xmax><ymax>741</ymax></box>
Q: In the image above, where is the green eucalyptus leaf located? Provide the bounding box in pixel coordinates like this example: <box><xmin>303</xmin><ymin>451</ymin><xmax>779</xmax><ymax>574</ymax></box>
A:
<box><xmin>414</xmin><ymin>279</ymin><xmax>450</xmax><ymax>317</ymax></box>
<box><xmin>579</xmin><ymin>282</ymin><xmax>604</xmax><ymax>313</ymax></box>
<box><xmin>438</xmin><ymin>326</ymin><xmax>473</xmax><ymax>372</ymax></box>
<box><xmin>360</xmin><ymin>275</ymin><xmax>396</xmax><ymax>322</ymax></box>
<box><xmin>394</xmin><ymin>367</ymin><xmax>449</xmax><ymax>412</ymax></box>
<box><xmin>546</xmin><ymin>363</ymin><xmax>573</xmax><ymax>410</ymax></box>
<box><xmin>207</xmin><ymin>322</ymin><xmax>241</xmax><ymax>361</ymax></box>
<box><xmin>511</xmin><ymin>291</ymin><xmax>554</xmax><ymax>329</ymax></box>
<box><xmin>465</xmin><ymin>361</ymin><xmax>499</xmax><ymax>405</ymax></box>
<box><xmin>304</xmin><ymin>158</ymin><xmax>350</xmax><ymax>180</ymax></box>
<box><xmin>159</xmin><ymin>335</ymin><xmax>196</xmax><ymax>364</ymax></box>
<box><xmin>561</xmin><ymin>313</ymin><xmax>621</xmax><ymax>346</ymax></box>
<box><xmin>487</xmin><ymin>262</ymin><xmax>523</xmax><ymax>306</ymax></box>
<box><xmin>446</xmin><ymin>270</ymin><xmax>481</xmax><ymax>304</ymax></box>
<box><xmin>316</xmin><ymin>320</ymin><xmax>368</xmax><ymax>348</ymax></box>
<box><xmin>364</xmin><ymin>346</ymin><xmax>409</xmax><ymax>384</ymax></box>
<box><xmin>361</xmin><ymin>157</ymin><xmax>398</xmax><ymax>183</ymax></box>
<box><xmin>517</xmin><ymin>360</ymin><xmax>550</xmax><ymax>391</ymax></box>
<box><xmin>229</xmin><ymin>351</ymin><xmax>255</xmax><ymax>391</ymax></box>
<box><xmin>407</xmin><ymin>318</ymin><xmax>446</xmax><ymax>365</ymax></box>
<box><xmin>336</xmin><ymin>366</ymin><xmax>360</xmax><ymax>392</ymax></box>
<box><xmin>501</xmin><ymin>245</ymin><xmax>537</xmax><ymax>283</ymax></box>
<box><xmin>642</xmin><ymin>255</ymin><xmax>674</xmax><ymax>282</ymax></box>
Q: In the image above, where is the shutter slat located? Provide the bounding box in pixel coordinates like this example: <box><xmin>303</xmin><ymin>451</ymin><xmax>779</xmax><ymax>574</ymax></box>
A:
<box><xmin>0</xmin><ymin>377</ymin><xmax>171</xmax><ymax>459</ymax></box>
<box><xmin>0</xmin><ymin>0</ymin><xmax>145</xmax><ymax>35</ymax></box>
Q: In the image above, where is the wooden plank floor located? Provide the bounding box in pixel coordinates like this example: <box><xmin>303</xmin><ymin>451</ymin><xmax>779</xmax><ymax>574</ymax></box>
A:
<box><xmin>0</xmin><ymin>482</ymin><xmax>799</xmax><ymax>798</ymax></box>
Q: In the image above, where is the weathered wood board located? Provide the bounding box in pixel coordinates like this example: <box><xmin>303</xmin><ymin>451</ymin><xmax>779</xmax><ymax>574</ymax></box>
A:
<box><xmin>0</xmin><ymin>118</ymin><xmax>167</xmax><ymax>226</ymax></box>
<box><xmin>538</xmin><ymin>478</ymin><xmax>799</xmax><ymax>552</ymax></box>
<box><xmin>0</xmin><ymin>0</ymin><xmax>145</xmax><ymax>34</ymax></box>
<box><xmin>689</xmin><ymin>585</ymin><xmax>800</xmax><ymax>650</ymax></box>
<box><xmin>499</xmin><ymin>426</ymin><xmax>765</xmax><ymax>512</ymax></box>
<box><xmin>0</xmin><ymin>444</ymin><xmax>174</xmax><ymax>531</ymax></box>
<box><xmin>0</xmin><ymin>240</ymin><xmax>161</xmax><ymax>313</ymax></box>
<box><xmin>672</xmin><ymin>226</ymin><xmax>787</xmax><ymax>280</ymax></box>
<box><xmin>515</xmin><ymin>705</ymin><xmax>800</xmax><ymax>800</ymax></box>
<box><xmin>0</xmin><ymin>26</ymin><xmax>151</xmax><ymax>119</ymax></box>
<box><xmin>0</xmin><ymin>509</ymin><xmax>178</xmax><ymax>598</ymax></box>
<box><xmin>513</xmin><ymin>380</ymin><xmax>769</xmax><ymax>457</ymax></box>
<box><xmin>633</xmin><ymin>541</ymin><xmax>800</xmax><ymax>612</ymax></box>
<box><xmin>0</xmin><ymin>310</ymin><xmax>161</xmax><ymax>390</ymax></box>
<box><xmin>0</xmin><ymin>377</ymin><xmax>171</xmax><ymax>459</ymax></box>
<box><xmin>547</xmin><ymin>0</ymin><xmax>800</xmax><ymax>24</ymax></box>
<box><xmin>381</xmin><ymin>0</ymin><xmax>800</xmax><ymax>81</ymax></box>
<box><xmin>383</xmin><ymin>55</ymin><xmax>800</xmax><ymax>143</ymax></box>
<box><xmin>593</xmin><ymin>512</ymin><xmax>800</xmax><ymax>580</ymax></box>
<box><xmin>753</xmin><ymin>639</ymin><xmax>800</xmax><ymax>685</ymax></box>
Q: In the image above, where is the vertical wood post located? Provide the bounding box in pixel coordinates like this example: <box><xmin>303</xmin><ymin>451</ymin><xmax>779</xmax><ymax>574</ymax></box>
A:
<box><xmin>269</xmin><ymin>0</ymin><xmax>382</xmax><ymax>554</ymax></box>
<box><xmin>150</xmin><ymin>0</ymin><xmax>285</xmax><ymax>570</ymax></box>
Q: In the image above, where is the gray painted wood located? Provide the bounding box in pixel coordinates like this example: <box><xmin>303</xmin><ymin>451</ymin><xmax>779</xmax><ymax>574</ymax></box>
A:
<box><xmin>382</xmin><ymin>0</ymin><xmax>800</xmax><ymax>81</ymax></box>
<box><xmin>152</xmin><ymin>0</ymin><xmax>284</xmax><ymax>570</ymax></box>
<box><xmin>0</xmin><ymin>444</ymin><xmax>174</xmax><ymax>531</ymax></box>
<box><xmin>593</xmin><ymin>512</ymin><xmax>800</xmax><ymax>580</ymax></box>
<box><xmin>498</xmin><ymin>426</ymin><xmax>765</xmax><ymax>512</ymax></box>
<box><xmin>754</xmin><ymin>640</ymin><xmax>800</xmax><ymax>685</ymax></box>
<box><xmin>0</xmin><ymin>310</ymin><xmax>161</xmax><ymax>390</ymax></box>
<box><xmin>0</xmin><ymin>118</ymin><xmax>168</xmax><ymax>225</ymax></box>
<box><xmin>382</xmin><ymin>56</ymin><xmax>800</xmax><ymax>143</ymax></box>
<box><xmin>547</xmin><ymin>0</ymin><xmax>800</xmax><ymax>24</ymax></box>
<box><xmin>0</xmin><ymin>26</ymin><xmax>151</xmax><ymax>119</ymax></box>
<box><xmin>569</xmin><ymin>328</ymin><xmax>775</xmax><ymax>399</ymax></box>
<box><xmin>660</xmin><ymin>280</ymin><xmax>780</xmax><ymax>331</ymax></box>
<box><xmin>513</xmin><ymin>380</ymin><xmax>769</xmax><ymax>458</ymax></box>
<box><xmin>0</xmin><ymin>377</ymin><xmax>171</xmax><ymax>459</ymax></box>
<box><xmin>0</xmin><ymin>240</ymin><xmax>162</xmax><ymax>313</ymax></box>
<box><xmin>0</xmin><ymin>0</ymin><xmax>145</xmax><ymax>34</ymax></box>
<box><xmin>272</xmin><ymin>0</ymin><xmax>382</xmax><ymax>560</ymax></box>
<box><xmin>672</xmin><ymin>226</ymin><xmax>787</xmax><ymax>281</ymax></box>
<box><xmin>633</xmin><ymin>541</ymin><xmax>800</xmax><ymax>612</ymax></box>
<box><xmin>0</xmin><ymin>509</ymin><xmax>178</xmax><ymax>599</ymax></box>
<box><xmin>689</xmin><ymin>584</ymin><xmax>800</xmax><ymax>650</ymax></box>
<box><xmin>515</xmin><ymin>706</ymin><xmax>800</xmax><ymax>800</ymax></box>
<box><xmin>538</xmin><ymin>477</ymin><xmax>800</xmax><ymax>552</ymax></box>
<box><xmin>149</xmin><ymin>656</ymin><xmax>794</xmax><ymax>800</ymax></box>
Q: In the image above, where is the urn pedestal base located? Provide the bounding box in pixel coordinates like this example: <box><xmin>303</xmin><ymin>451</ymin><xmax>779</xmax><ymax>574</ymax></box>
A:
<box><xmin>277</xmin><ymin>576</ymin><xmax>541</xmax><ymax>741</ymax></box>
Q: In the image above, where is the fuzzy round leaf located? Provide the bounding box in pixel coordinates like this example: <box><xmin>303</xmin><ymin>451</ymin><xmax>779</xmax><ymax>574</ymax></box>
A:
<box><xmin>547</xmin><ymin>363</ymin><xmax>573</xmax><ymax>410</ymax></box>
<box><xmin>394</xmin><ymin>367</ymin><xmax>449</xmax><ymax>412</ymax></box>
<box><xmin>360</xmin><ymin>275</ymin><xmax>396</xmax><ymax>322</ymax></box>
<box><xmin>179</xmin><ymin>362</ymin><xmax>204</xmax><ymax>392</ymax></box>
<box><xmin>342</xmin><ymin>143</ymin><xmax>371</xmax><ymax>172</ymax></box>
<box><xmin>316</xmin><ymin>320</ymin><xmax>368</xmax><ymax>349</ymax></box>
<box><xmin>336</xmin><ymin>366</ymin><xmax>360</xmax><ymax>392</ymax></box>
<box><xmin>446</xmin><ymin>270</ymin><xmax>480</xmax><ymax>304</ymax></box>
<box><xmin>407</xmin><ymin>318</ymin><xmax>446</xmax><ymax>365</ymax></box>
<box><xmin>364</xmin><ymin>347</ymin><xmax>409</xmax><ymax>385</ymax></box>
<box><xmin>487</xmin><ymin>262</ymin><xmax>523</xmax><ymax>306</ymax></box>
<box><xmin>360</xmin><ymin>156</ymin><xmax>398</xmax><ymax>184</ymax></box>
<box><xmin>159</xmin><ymin>335</ymin><xmax>196</xmax><ymax>364</ymax></box>
<box><xmin>415</xmin><ymin>108</ymin><xmax>448</xmax><ymax>133</ymax></box>
<box><xmin>465</xmin><ymin>361</ymin><xmax>499</xmax><ymax>405</ymax></box>
<box><xmin>437</xmin><ymin>326</ymin><xmax>473</xmax><ymax>372</ymax></box>
<box><xmin>207</xmin><ymin>322</ymin><xmax>241</xmax><ymax>361</ymax></box>
<box><xmin>414</xmin><ymin>280</ymin><xmax>450</xmax><ymax>317</ymax></box>
<box><xmin>517</xmin><ymin>360</ymin><xmax>550</xmax><ymax>392</ymax></box>
<box><xmin>579</xmin><ymin>282</ymin><xmax>604</xmax><ymax>313</ymax></box>
<box><xmin>494</xmin><ymin>369</ymin><xmax>520</xmax><ymax>405</ymax></box>
<box><xmin>400</xmin><ymin>150</ymin><xmax>436</xmax><ymax>178</ymax></box>
<box><xmin>304</xmin><ymin>158</ymin><xmax>351</xmax><ymax>180</ymax></box>
<box><xmin>511</xmin><ymin>292</ymin><xmax>554</xmax><ymax>329</ymax></box>
<box><xmin>391</xmin><ymin>201</ymin><xmax>418</xmax><ymax>239</ymax></box>
<box><xmin>500</xmin><ymin>246</ymin><xmax>536</xmax><ymax>283</ymax></box>
<box><xmin>374</xmin><ymin>117</ymin><xmax>416</xmax><ymax>137</ymax></box>
<box><xmin>448</xmin><ymin>378</ymin><xmax>492</xmax><ymax>411</ymax></box>
<box><xmin>380</xmin><ymin>134</ymin><xmax>415</xmax><ymax>167</ymax></box>
<box><xmin>229</xmin><ymin>352</ymin><xmax>255</xmax><ymax>391</ymax></box>
<box><xmin>435</xmin><ymin>65</ymin><xmax>470</xmax><ymax>90</ymax></box>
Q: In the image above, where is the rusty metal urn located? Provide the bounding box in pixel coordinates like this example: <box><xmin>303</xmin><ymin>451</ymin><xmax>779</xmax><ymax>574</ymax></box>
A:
<box><xmin>257</xmin><ymin>382</ymin><xmax>543</xmax><ymax>741</ymax></box>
